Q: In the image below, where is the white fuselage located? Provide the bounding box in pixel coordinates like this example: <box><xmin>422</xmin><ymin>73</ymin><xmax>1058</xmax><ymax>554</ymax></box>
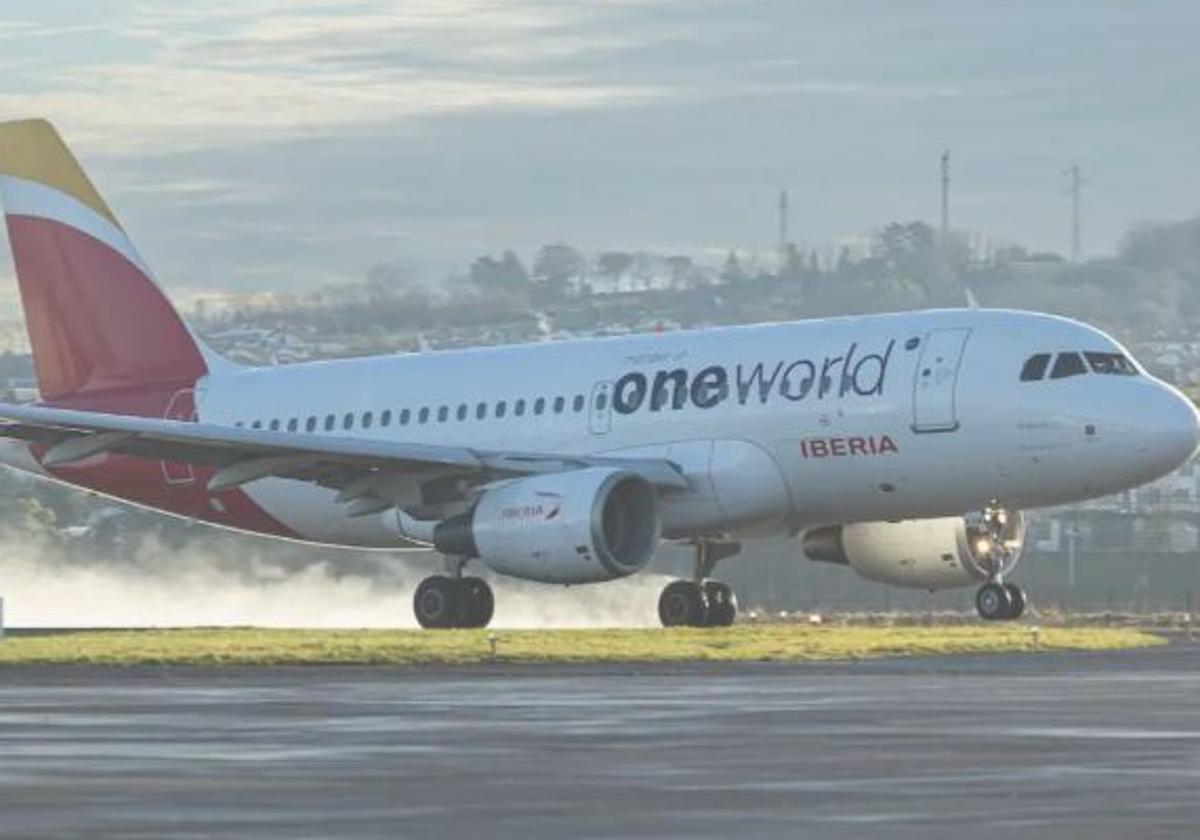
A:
<box><xmin>181</xmin><ymin>308</ymin><xmax>1198</xmax><ymax>548</ymax></box>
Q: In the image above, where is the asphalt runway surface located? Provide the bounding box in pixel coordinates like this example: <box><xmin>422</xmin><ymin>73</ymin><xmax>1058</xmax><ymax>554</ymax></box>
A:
<box><xmin>0</xmin><ymin>642</ymin><xmax>1198</xmax><ymax>839</ymax></box>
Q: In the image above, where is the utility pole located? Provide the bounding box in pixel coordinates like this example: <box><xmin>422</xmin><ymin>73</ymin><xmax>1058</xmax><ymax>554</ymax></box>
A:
<box><xmin>777</xmin><ymin>189</ymin><xmax>789</xmax><ymax>274</ymax></box>
<box><xmin>1065</xmin><ymin>164</ymin><xmax>1084</xmax><ymax>262</ymax></box>
<box><xmin>940</xmin><ymin>150</ymin><xmax>950</xmax><ymax>246</ymax></box>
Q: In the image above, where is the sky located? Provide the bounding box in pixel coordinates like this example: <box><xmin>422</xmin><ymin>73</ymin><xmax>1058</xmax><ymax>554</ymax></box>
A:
<box><xmin>0</xmin><ymin>0</ymin><xmax>1198</xmax><ymax>308</ymax></box>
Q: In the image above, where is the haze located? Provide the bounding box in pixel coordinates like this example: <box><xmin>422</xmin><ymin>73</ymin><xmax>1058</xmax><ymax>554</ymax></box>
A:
<box><xmin>0</xmin><ymin>0</ymin><xmax>1198</xmax><ymax>307</ymax></box>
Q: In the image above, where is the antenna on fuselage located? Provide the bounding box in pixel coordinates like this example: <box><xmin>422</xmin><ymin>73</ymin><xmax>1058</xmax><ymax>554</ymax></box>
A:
<box><xmin>963</xmin><ymin>288</ymin><xmax>981</xmax><ymax>310</ymax></box>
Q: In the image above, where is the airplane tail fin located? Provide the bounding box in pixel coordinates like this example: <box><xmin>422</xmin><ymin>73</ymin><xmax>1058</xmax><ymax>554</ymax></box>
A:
<box><xmin>0</xmin><ymin>119</ymin><xmax>224</xmax><ymax>405</ymax></box>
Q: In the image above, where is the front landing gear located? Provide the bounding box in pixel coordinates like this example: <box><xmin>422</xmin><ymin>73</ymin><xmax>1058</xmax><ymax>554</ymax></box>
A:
<box><xmin>413</xmin><ymin>573</ymin><xmax>494</xmax><ymax>629</ymax></box>
<box><xmin>975</xmin><ymin>581</ymin><xmax>1027</xmax><ymax>621</ymax></box>
<box><xmin>658</xmin><ymin>542</ymin><xmax>740</xmax><ymax>628</ymax></box>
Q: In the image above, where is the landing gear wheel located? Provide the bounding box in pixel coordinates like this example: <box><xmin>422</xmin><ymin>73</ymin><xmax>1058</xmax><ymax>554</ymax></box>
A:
<box><xmin>1003</xmin><ymin>583</ymin><xmax>1027</xmax><ymax>620</ymax></box>
<box><xmin>414</xmin><ymin>575</ymin><xmax>463</xmax><ymax>629</ymax></box>
<box><xmin>659</xmin><ymin>580</ymin><xmax>708</xmax><ymax>627</ymax></box>
<box><xmin>461</xmin><ymin>576</ymin><xmax>495</xmax><ymax>628</ymax></box>
<box><xmin>703</xmin><ymin>581</ymin><xmax>737</xmax><ymax>627</ymax></box>
<box><xmin>975</xmin><ymin>582</ymin><xmax>1013</xmax><ymax>622</ymax></box>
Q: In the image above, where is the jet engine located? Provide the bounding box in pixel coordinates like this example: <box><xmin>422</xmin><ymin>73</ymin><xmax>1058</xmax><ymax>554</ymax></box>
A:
<box><xmin>802</xmin><ymin>508</ymin><xmax>1024</xmax><ymax>591</ymax></box>
<box><xmin>431</xmin><ymin>467</ymin><xmax>661</xmax><ymax>584</ymax></box>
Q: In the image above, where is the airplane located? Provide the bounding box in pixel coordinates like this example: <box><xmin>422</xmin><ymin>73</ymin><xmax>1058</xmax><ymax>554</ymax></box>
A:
<box><xmin>0</xmin><ymin>118</ymin><xmax>1196</xmax><ymax>629</ymax></box>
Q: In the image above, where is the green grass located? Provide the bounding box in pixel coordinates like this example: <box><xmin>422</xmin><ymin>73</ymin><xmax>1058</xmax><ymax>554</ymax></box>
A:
<box><xmin>0</xmin><ymin>625</ymin><xmax>1166</xmax><ymax>667</ymax></box>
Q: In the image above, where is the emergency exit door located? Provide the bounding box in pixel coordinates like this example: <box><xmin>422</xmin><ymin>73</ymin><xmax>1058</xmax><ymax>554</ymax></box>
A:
<box><xmin>911</xmin><ymin>328</ymin><xmax>971</xmax><ymax>433</ymax></box>
<box><xmin>589</xmin><ymin>381</ymin><xmax>613</xmax><ymax>435</ymax></box>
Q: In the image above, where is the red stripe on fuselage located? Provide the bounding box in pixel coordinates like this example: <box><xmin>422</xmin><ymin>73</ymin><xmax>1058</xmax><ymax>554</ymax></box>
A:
<box><xmin>43</xmin><ymin>454</ymin><xmax>303</xmax><ymax>540</ymax></box>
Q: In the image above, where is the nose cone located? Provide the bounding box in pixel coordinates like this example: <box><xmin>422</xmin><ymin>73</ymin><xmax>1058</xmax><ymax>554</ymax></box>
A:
<box><xmin>1141</xmin><ymin>385</ymin><xmax>1200</xmax><ymax>475</ymax></box>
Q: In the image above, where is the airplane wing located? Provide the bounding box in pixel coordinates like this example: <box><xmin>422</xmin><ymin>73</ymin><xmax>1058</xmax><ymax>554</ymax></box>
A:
<box><xmin>0</xmin><ymin>402</ymin><xmax>688</xmax><ymax>518</ymax></box>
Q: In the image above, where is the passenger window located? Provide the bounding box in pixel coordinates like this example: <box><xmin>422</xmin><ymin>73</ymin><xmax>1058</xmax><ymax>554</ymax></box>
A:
<box><xmin>1050</xmin><ymin>352</ymin><xmax>1087</xmax><ymax>379</ymax></box>
<box><xmin>269</xmin><ymin>419</ymin><xmax>280</xmax><ymax>431</ymax></box>
<box><xmin>534</xmin><ymin>397</ymin><xmax>546</xmax><ymax>415</ymax></box>
<box><xmin>496</xmin><ymin>401</ymin><xmax>507</xmax><ymax>419</ymax></box>
<box><xmin>515</xmin><ymin>399</ymin><xmax>526</xmax><ymax>417</ymax></box>
<box><xmin>343</xmin><ymin>412</ymin><xmax>354</xmax><ymax>430</ymax></box>
<box><xmin>381</xmin><ymin>410</ymin><xmax>392</xmax><ymax>427</ymax></box>
<box><xmin>419</xmin><ymin>407</ymin><xmax>429</xmax><ymax>424</ymax></box>
<box><xmin>305</xmin><ymin>417</ymin><xmax>317</xmax><ymax>433</ymax></box>
<box><xmin>1020</xmin><ymin>353</ymin><xmax>1051</xmax><ymax>382</ymax></box>
<box><xmin>595</xmin><ymin>392</ymin><xmax>608</xmax><ymax>411</ymax></box>
<box><xmin>235</xmin><ymin>421</ymin><xmax>244</xmax><ymax>428</ymax></box>
<box><xmin>287</xmin><ymin>418</ymin><xmax>298</xmax><ymax>433</ymax></box>
<box><xmin>554</xmin><ymin>396</ymin><xmax>565</xmax><ymax>414</ymax></box>
<box><xmin>476</xmin><ymin>402</ymin><xmax>487</xmax><ymax>420</ymax></box>
<box><xmin>252</xmin><ymin>421</ymin><xmax>262</xmax><ymax>430</ymax></box>
<box><xmin>437</xmin><ymin>406</ymin><xmax>448</xmax><ymax>422</ymax></box>
<box><xmin>324</xmin><ymin>414</ymin><xmax>335</xmax><ymax>431</ymax></box>
<box><xmin>1084</xmin><ymin>351</ymin><xmax>1138</xmax><ymax>376</ymax></box>
<box><xmin>400</xmin><ymin>408</ymin><xmax>411</xmax><ymax>425</ymax></box>
<box><xmin>457</xmin><ymin>404</ymin><xmax>467</xmax><ymax>421</ymax></box>
<box><xmin>572</xmin><ymin>395</ymin><xmax>585</xmax><ymax>413</ymax></box>
<box><xmin>362</xmin><ymin>412</ymin><xmax>373</xmax><ymax>429</ymax></box>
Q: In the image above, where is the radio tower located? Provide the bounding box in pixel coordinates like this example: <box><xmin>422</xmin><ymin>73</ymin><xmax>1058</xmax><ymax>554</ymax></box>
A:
<box><xmin>940</xmin><ymin>150</ymin><xmax>950</xmax><ymax>245</ymax></box>
<box><xmin>778</xmin><ymin>189</ymin><xmax>789</xmax><ymax>274</ymax></box>
<box><xmin>1065</xmin><ymin>165</ymin><xmax>1085</xmax><ymax>262</ymax></box>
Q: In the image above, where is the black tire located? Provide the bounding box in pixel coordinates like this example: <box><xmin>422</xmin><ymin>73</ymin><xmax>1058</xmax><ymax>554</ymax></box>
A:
<box><xmin>659</xmin><ymin>580</ymin><xmax>707</xmax><ymax>627</ymax></box>
<box><xmin>703</xmin><ymin>581</ymin><xmax>737</xmax><ymax>627</ymax></box>
<box><xmin>976</xmin><ymin>582</ymin><xmax>1013</xmax><ymax>621</ymax></box>
<box><xmin>1004</xmin><ymin>583</ymin><xmax>1027</xmax><ymax>620</ymax></box>
<box><xmin>461</xmin><ymin>577</ymin><xmax>495</xmax><ymax>628</ymax></box>
<box><xmin>414</xmin><ymin>575</ymin><xmax>462</xmax><ymax>629</ymax></box>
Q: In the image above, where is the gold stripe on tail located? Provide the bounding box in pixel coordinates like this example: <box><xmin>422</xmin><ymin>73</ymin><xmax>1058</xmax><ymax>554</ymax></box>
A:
<box><xmin>0</xmin><ymin>119</ymin><xmax>121</xmax><ymax>229</ymax></box>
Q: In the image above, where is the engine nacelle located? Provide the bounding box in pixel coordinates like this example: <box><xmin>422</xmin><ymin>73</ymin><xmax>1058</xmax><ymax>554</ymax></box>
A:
<box><xmin>802</xmin><ymin>509</ymin><xmax>1024</xmax><ymax>591</ymax></box>
<box><xmin>432</xmin><ymin>467</ymin><xmax>661</xmax><ymax>584</ymax></box>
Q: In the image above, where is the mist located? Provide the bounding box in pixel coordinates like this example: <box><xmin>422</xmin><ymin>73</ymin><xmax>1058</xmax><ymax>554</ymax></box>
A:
<box><xmin>0</xmin><ymin>534</ymin><xmax>673</xmax><ymax>629</ymax></box>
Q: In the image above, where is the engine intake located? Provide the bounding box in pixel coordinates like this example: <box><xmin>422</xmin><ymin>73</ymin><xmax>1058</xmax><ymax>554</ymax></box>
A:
<box><xmin>802</xmin><ymin>508</ymin><xmax>1024</xmax><ymax>590</ymax></box>
<box><xmin>433</xmin><ymin>467</ymin><xmax>660</xmax><ymax>584</ymax></box>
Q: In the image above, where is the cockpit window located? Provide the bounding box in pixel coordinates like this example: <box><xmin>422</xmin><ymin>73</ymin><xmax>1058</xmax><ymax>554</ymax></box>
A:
<box><xmin>1020</xmin><ymin>353</ymin><xmax>1051</xmax><ymax>381</ymax></box>
<box><xmin>1049</xmin><ymin>352</ymin><xmax>1087</xmax><ymax>379</ymax></box>
<box><xmin>1084</xmin><ymin>351</ymin><xmax>1138</xmax><ymax>376</ymax></box>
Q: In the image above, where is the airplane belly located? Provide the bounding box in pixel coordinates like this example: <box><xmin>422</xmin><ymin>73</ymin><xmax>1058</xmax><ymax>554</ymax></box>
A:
<box><xmin>241</xmin><ymin>478</ymin><xmax>401</xmax><ymax>548</ymax></box>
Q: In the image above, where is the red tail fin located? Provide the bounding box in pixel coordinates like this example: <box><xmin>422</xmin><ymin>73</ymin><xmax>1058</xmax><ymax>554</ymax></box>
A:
<box><xmin>0</xmin><ymin>119</ymin><xmax>209</xmax><ymax>403</ymax></box>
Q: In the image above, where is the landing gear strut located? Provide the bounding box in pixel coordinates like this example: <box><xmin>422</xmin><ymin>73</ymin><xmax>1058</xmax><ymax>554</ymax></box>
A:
<box><xmin>658</xmin><ymin>542</ymin><xmax>740</xmax><ymax>628</ymax></box>
<box><xmin>970</xmin><ymin>505</ymin><xmax>1027</xmax><ymax>621</ymax></box>
<box><xmin>413</xmin><ymin>558</ymin><xmax>494</xmax><ymax>629</ymax></box>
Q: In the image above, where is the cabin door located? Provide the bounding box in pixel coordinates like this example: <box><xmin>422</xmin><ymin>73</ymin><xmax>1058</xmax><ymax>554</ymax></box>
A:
<box><xmin>911</xmin><ymin>328</ymin><xmax>971</xmax><ymax>433</ymax></box>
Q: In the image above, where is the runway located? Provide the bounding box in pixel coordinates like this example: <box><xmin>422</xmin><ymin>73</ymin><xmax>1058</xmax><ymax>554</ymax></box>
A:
<box><xmin>0</xmin><ymin>642</ymin><xmax>1198</xmax><ymax>838</ymax></box>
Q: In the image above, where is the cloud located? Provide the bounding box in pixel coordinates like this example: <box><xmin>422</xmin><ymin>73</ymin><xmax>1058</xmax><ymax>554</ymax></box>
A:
<box><xmin>0</xmin><ymin>0</ymin><xmax>669</xmax><ymax>155</ymax></box>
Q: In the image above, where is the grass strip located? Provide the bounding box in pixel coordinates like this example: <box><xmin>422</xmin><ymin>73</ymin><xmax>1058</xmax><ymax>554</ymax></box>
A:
<box><xmin>0</xmin><ymin>625</ymin><xmax>1166</xmax><ymax>667</ymax></box>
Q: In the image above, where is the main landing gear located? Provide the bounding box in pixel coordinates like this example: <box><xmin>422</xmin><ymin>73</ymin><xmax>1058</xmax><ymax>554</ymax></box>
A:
<box><xmin>975</xmin><ymin>581</ymin><xmax>1027</xmax><ymax>621</ymax></box>
<box><xmin>413</xmin><ymin>559</ymin><xmax>494</xmax><ymax>629</ymax></box>
<box><xmin>658</xmin><ymin>541</ymin><xmax>741</xmax><ymax>628</ymax></box>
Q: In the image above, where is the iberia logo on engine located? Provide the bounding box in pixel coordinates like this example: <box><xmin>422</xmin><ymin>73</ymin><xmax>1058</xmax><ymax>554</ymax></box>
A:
<box><xmin>500</xmin><ymin>496</ymin><xmax>563</xmax><ymax>522</ymax></box>
<box><xmin>800</xmin><ymin>434</ymin><xmax>898</xmax><ymax>458</ymax></box>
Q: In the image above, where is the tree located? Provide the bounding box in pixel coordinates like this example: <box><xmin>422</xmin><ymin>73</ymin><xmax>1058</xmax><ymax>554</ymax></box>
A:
<box><xmin>874</xmin><ymin>221</ymin><xmax>938</xmax><ymax>281</ymax></box>
<box><xmin>665</xmin><ymin>255</ymin><xmax>694</xmax><ymax>290</ymax></box>
<box><xmin>532</xmin><ymin>243</ymin><xmax>585</xmax><ymax>300</ymax></box>
<box><xmin>469</xmin><ymin>250</ymin><xmax>530</xmax><ymax>297</ymax></box>
<box><xmin>779</xmin><ymin>244</ymin><xmax>804</xmax><ymax>282</ymax></box>
<box><xmin>597</xmin><ymin>251</ymin><xmax>634</xmax><ymax>280</ymax></box>
<box><xmin>720</xmin><ymin>250</ymin><xmax>745</xmax><ymax>284</ymax></box>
